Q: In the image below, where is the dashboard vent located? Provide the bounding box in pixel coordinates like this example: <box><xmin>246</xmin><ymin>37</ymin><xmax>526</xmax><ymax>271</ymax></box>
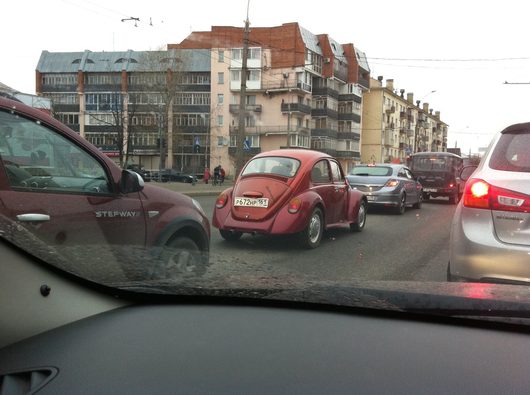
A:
<box><xmin>0</xmin><ymin>367</ymin><xmax>58</xmax><ymax>395</ymax></box>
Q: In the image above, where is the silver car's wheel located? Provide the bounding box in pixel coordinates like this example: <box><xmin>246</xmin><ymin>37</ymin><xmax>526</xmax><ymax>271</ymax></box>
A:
<box><xmin>395</xmin><ymin>194</ymin><xmax>406</xmax><ymax>215</ymax></box>
<box><xmin>300</xmin><ymin>208</ymin><xmax>323</xmax><ymax>249</ymax></box>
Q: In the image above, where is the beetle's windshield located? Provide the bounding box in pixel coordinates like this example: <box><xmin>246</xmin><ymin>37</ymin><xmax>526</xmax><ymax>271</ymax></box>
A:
<box><xmin>242</xmin><ymin>156</ymin><xmax>300</xmax><ymax>177</ymax></box>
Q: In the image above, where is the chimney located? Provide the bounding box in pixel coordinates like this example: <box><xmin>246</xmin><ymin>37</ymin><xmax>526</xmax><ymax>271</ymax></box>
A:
<box><xmin>386</xmin><ymin>79</ymin><xmax>394</xmax><ymax>91</ymax></box>
<box><xmin>435</xmin><ymin>111</ymin><xmax>440</xmax><ymax>119</ymax></box>
<box><xmin>423</xmin><ymin>103</ymin><xmax>429</xmax><ymax>112</ymax></box>
<box><xmin>429</xmin><ymin>109</ymin><xmax>433</xmax><ymax>115</ymax></box>
<box><xmin>416</xmin><ymin>100</ymin><xmax>421</xmax><ymax>107</ymax></box>
<box><xmin>407</xmin><ymin>93</ymin><xmax>414</xmax><ymax>104</ymax></box>
<box><xmin>377</xmin><ymin>75</ymin><xmax>383</xmax><ymax>82</ymax></box>
<box><xmin>400</xmin><ymin>89</ymin><xmax>405</xmax><ymax>98</ymax></box>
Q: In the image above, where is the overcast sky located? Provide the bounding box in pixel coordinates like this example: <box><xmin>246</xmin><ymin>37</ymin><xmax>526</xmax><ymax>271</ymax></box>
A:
<box><xmin>3</xmin><ymin>0</ymin><xmax>530</xmax><ymax>154</ymax></box>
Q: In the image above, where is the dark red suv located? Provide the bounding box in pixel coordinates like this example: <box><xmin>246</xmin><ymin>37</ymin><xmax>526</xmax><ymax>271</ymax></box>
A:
<box><xmin>0</xmin><ymin>97</ymin><xmax>210</xmax><ymax>283</ymax></box>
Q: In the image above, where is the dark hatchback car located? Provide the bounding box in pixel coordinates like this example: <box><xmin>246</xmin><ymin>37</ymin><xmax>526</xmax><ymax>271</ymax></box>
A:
<box><xmin>346</xmin><ymin>164</ymin><xmax>423</xmax><ymax>214</ymax></box>
<box><xmin>127</xmin><ymin>164</ymin><xmax>151</xmax><ymax>182</ymax></box>
<box><xmin>0</xmin><ymin>96</ymin><xmax>210</xmax><ymax>281</ymax></box>
<box><xmin>157</xmin><ymin>169</ymin><xmax>196</xmax><ymax>183</ymax></box>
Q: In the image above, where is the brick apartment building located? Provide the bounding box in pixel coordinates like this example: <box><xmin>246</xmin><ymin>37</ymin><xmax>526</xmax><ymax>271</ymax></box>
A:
<box><xmin>172</xmin><ymin>22</ymin><xmax>370</xmax><ymax>174</ymax></box>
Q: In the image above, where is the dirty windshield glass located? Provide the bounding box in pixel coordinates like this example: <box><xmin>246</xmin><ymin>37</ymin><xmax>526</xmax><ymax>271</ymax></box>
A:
<box><xmin>2</xmin><ymin>0</ymin><xmax>530</xmax><ymax>323</ymax></box>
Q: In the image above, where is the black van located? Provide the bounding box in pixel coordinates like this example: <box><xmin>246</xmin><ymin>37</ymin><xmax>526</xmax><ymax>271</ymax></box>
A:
<box><xmin>409</xmin><ymin>152</ymin><xmax>464</xmax><ymax>204</ymax></box>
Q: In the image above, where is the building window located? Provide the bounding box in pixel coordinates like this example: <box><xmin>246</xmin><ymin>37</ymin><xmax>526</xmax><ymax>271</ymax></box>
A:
<box><xmin>218</xmin><ymin>72</ymin><xmax>224</xmax><ymax>84</ymax></box>
<box><xmin>232</xmin><ymin>49</ymin><xmax>241</xmax><ymax>61</ymax></box>
<box><xmin>230</xmin><ymin>70</ymin><xmax>240</xmax><ymax>82</ymax></box>
<box><xmin>217</xmin><ymin>136</ymin><xmax>224</xmax><ymax>146</ymax></box>
<box><xmin>217</xmin><ymin>94</ymin><xmax>224</xmax><ymax>105</ymax></box>
<box><xmin>248</xmin><ymin>70</ymin><xmax>260</xmax><ymax>81</ymax></box>
<box><xmin>249</xmin><ymin>48</ymin><xmax>261</xmax><ymax>60</ymax></box>
<box><xmin>218</xmin><ymin>50</ymin><xmax>224</xmax><ymax>62</ymax></box>
<box><xmin>217</xmin><ymin>115</ymin><xmax>224</xmax><ymax>126</ymax></box>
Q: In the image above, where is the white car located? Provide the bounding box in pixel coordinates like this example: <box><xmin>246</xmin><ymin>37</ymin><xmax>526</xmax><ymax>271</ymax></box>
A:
<box><xmin>448</xmin><ymin>122</ymin><xmax>530</xmax><ymax>283</ymax></box>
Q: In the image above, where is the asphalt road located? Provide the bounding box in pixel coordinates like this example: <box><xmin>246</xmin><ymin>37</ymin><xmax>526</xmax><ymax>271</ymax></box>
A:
<box><xmin>197</xmin><ymin>196</ymin><xmax>456</xmax><ymax>283</ymax></box>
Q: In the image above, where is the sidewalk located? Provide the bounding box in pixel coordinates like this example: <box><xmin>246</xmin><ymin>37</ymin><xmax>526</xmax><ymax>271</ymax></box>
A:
<box><xmin>149</xmin><ymin>180</ymin><xmax>233</xmax><ymax>197</ymax></box>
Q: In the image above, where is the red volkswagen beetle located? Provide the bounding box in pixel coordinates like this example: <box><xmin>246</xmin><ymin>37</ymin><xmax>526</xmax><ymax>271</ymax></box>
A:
<box><xmin>213</xmin><ymin>149</ymin><xmax>367</xmax><ymax>248</ymax></box>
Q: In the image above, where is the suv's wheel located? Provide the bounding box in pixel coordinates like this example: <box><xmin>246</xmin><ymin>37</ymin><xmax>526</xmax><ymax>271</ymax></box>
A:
<box><xmin>220</xmin><ymin>229</ymin><xmax>243</xmax><ymax>241</ymax></box>
<box><xmin>350</xmin><ymin>201</ymin><xmax>366</xmax><ymax>232</ymax></box>
<box><xmin>395</xmin><ymin>194</ymin><xmax>406</xmax><ymax>215</ymax></box>
<box><xmin>300</xmin><ymin>207</ymin><xmax>323</xmax><ymax>249</ymax></box>
<box><xmin>153</xmin><ymin>236</ymin><xmax>206</xmax><ymax>279</ymax></box>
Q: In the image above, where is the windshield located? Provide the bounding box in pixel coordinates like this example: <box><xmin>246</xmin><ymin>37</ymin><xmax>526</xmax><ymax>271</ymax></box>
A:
<box><xmin>411</xmin><ymin>157</ymin><xmax>453</xmax><ymax>172</ymax></box>
<box><xmin>349</xmin><ymin>166</ymin><xmax>392</xmax><ymax>176</ymax></box>
<box><xmin>3</xmin><ymin>0</ymin><xmax>530</xmax><ymax>329</ymax></box>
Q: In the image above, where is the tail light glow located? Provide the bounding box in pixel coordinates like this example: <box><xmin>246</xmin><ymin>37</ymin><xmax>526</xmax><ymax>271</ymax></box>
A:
<box><xmin>288</xmin><ymin>197</ymin><xmax>302</xmax><ymax>214</ymax></box>
<box><xmin>464</xmin><ymin>178</ymin><xmax>529</xmax><ymax>212</ymax></box>
<box><xmin>384</xmin><ymin>179</ymin><xmax>399</xmax><ymax>188</ymax></box>
<box><xmin>215</xmin><ymin>193</ymin><xmax>228</xmax><ymax>209</ymax></box>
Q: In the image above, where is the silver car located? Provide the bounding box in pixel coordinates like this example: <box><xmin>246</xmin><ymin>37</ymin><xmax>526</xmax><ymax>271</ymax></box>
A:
<box><xmin>448</xmin><ymin>122</ymin><xmax>530</xmax><ymax>284</ymax></box>
<box><xmin>346</xmin><ymin>164</ymin><xmax>423</xmax><ymax>214</ymax></box>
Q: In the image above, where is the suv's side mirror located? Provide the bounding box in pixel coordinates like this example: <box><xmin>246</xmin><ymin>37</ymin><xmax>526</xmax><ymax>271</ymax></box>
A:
<box><xmin>120</xmin><ymin>169</ymin><xmax>144</xmax><ymax>194</ymax></box>
<box><xmin>460</xmin><ymin>165</ymin><xmax>477</xmax><ymax>182</ymax></box>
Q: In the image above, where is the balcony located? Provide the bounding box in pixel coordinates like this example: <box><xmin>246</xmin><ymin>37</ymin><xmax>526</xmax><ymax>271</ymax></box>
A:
<box><xmin>311</xmin><ymin>128</ymin><xmax>338</xmax><ymax>139</ymax></box>
<box><xmin>335</xmin><ymin>150</ymin><xmax>355</xmax><ymax>158</ymax></box>
<box><xmin>385</xmin><ymin>105</ymin><xmax>396</xmax><ymax>114</ymax></box>
<box><xmin>228</xmin><ymin>147</ymin><xmax>261</xmax><ymax>156</ymax></box>
<box><xmin>312</xmin><ymin>86</ymin><xmax>339</xmax><ymax>99</ymax></box>
<box><xmin>281</xmin><ymin>102</ymin><xmax>311</xmax><ymax>115</ymax></box>
<box><xmin>384</xmin><ymin>132</ymin><xmax>395</xmax><ymax>147</ymax></box>
<box><xmin>229</xmin><ymin>125</ymin><xmax>309</xmax><ymax>136</ymax></box>
<box><xmin>41</xmin><ymin>84</ymin><xmax>77</xmax><ymax>93</ymax></box>
<box><xmin>229</xmin><ymin>104</ymin><xmax>263</xmax><ymax>115</ymax></box>
<box><xmin>338</xmin><ymin>113</ymin><xmax>361</xmax><ymax>123</ymax></box>
<box><xmin>54</xmin><ymin>104</ymin><xmax>80</xmax><ymax>113</ymax></box>
<box><xmin>357</xmin><ymin>77</ymin><xmax>370</xmax><ymax>90</ymax></box>
<box><xmin>337</xmin><ymin>131</ymin><xmax>361</xmax><ymax>140</ymax></box>
<box><xmin>311</xmin><ymin>108</ymin><xmax>338</xmax><ymax>119</ymax></box>
<box><xmin>261</xmin><ymin>80</ymin><xmax>312</xmax><ymax>94</ymax></box>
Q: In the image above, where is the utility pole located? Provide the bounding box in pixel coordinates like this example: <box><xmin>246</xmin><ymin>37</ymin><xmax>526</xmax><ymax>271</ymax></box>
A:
<box><xmin>235</xmin><ymin>1</ymin><xmax>250</xmax><ymax>178</ymax></box>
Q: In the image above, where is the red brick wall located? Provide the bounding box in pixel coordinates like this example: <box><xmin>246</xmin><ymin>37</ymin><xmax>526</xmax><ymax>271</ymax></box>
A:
<box><xmin>171</xmin><ymin>23</ymin><xmax>306</xmax><ymax>68</ymax></box>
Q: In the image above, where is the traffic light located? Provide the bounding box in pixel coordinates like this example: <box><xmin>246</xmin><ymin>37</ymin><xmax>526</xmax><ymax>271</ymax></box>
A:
<box><xmin>194</xmin><ymin>137</ymin><xmax>200</xmax><ymax>153</ymax></box>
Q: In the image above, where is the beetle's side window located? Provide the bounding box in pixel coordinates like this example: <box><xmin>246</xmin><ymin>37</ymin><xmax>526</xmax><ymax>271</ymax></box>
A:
<box><xmin>0</xmin><ymin>111</ymin><xmax>110</xmax><ymax>194</ymax></box>
<box><xmin>329</xmin><ymin>161</ymin><xmax>343</xmax><ymax>182</ymax></box>
<box><xmin>311</xmin><ymin>160</ymin><xmax>331</xmax><ymax>183</ymax></box>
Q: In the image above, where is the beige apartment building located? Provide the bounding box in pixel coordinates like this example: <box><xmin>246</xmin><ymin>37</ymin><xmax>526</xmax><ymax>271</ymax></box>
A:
<box><xmin>173</xmin><ymin>23</ymin><xmax>370</xmax><ymax>176</ymax></box>
<box><xmin>361</xmin><ymin>78</ymin><xmax>448</xmax><ymax>164</ymax></box>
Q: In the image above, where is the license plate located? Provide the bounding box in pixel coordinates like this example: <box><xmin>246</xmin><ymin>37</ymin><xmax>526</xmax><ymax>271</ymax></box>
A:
<box><xmin>423</xmin><ymin>188</ymin><xmax>437</xmax><ymax>192</ymax></box>
<box><xmin>234</xmin><ymin>197</ymin><xmax>269</xmax><ymax>208</ymax></box>
<box><xmin>366</xmin><ymin>195</ymin><xmax>376</xmax><ymax>201</ymax></box>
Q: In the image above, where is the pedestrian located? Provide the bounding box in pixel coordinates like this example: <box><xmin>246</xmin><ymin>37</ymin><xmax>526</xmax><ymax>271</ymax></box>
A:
<box><xmin>220</xmin><ymin>166</ymin><xmax>225</xmax><ymax>184</ymax></box>
<box><xmin>213</xmin><ymin>165</ymin><xmax>221</xmax><ymax>185</ymax></box>
<box><xmin>203</xmin><ymin>167</ymin><xmax>211</xmax><ymax>184</ymax></box>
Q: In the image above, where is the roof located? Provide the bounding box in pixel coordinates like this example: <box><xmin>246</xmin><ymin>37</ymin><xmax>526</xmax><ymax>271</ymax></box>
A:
<box><xmin>299</xmin><ymin>26</ymin><xmax>322</xmax><ymax>55</ymax></box>
<box><xmin>410</xmin><ymin>152</ymin><xmax>462</xmax><ymax>158</ymax></box>
<box><xmin>328</xmin><ymin>37</ymin><xmax>346</xmax><ymax>62</ymax></box>
<box><xmin>355</xmin><ymin>48</ymin><xmax>370</xmax><ymax>72</ymax></box>
<box><xmin>36</xmin><ymin>49</ymin><xmax>211</xmax><ymax>73</ymax></box>
<box><xmin>255</xmin><ymin>149</ymin><xmax>331</xmax><ymax>162</ymax></box>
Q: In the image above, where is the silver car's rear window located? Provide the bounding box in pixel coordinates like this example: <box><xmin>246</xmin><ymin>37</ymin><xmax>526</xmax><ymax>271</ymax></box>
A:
<box><xmin>349</xmin><ymin>166</ymin><xmax>392</xmax><ymax>176</ymax></box>
<box><xmin>489</xmin><ymin>132</ymin><xmax>530</xmax><ymax>172</ymax></box>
